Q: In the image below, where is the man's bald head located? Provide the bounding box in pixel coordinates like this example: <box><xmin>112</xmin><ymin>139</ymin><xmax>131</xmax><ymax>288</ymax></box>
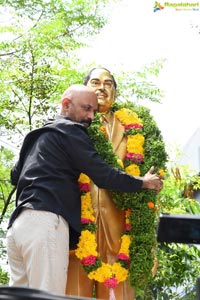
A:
<box><xmin>61</xmin><ymin>84</ymin><xmax>97</xmax><ymax>102</ymax></box>
<box><xmin>60</xmin><ymin>84</ymin><xmax>98</xmax><ymax>127</ymax></box>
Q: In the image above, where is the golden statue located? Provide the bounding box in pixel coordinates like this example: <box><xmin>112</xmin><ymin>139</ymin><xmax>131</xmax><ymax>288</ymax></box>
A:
<box><xmin>66</xmin><ymin>68</ymin><xmax>166</xmax><ymax>300</ymax></box>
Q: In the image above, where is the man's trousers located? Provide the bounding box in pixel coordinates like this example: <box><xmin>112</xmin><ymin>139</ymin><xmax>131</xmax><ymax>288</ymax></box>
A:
<box><xmin>6</xmin><ymin>209</ymin><xmax>69</xmax><ymax>296</ymax></box>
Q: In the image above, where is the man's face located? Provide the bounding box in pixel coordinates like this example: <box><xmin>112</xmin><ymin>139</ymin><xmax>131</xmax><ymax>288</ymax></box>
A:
<box><xmin>86</xmin><ymin>69</ymin><xmax>116</xmax><ymax>113</ymax></box>
<box><xmin>66</xmin><ymin>90</ymin><xmax>98</xmax><ymax>128</ymax></box>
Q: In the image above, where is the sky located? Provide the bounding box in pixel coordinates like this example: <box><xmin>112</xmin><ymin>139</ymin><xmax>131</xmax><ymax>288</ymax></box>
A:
<box><xmin>78</xmin><ymin>0</ymin><xmax>200</xmax><ymax>151</ymax></box>
<box><xmin>1</xmin><ymin>0</ymin><xmax>200</xmax><ymax>156</ymax></box>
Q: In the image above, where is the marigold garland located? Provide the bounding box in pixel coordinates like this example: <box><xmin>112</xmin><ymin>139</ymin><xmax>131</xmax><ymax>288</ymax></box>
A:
<box><xmin>75</xmin><ymin>102</ymin><xmax>167</xmax><ymax>294</ymax></box>
<box><xmin>76</xmin><ymin>173</ymin><xmax>130</xmax><ymax>289</ymax></box>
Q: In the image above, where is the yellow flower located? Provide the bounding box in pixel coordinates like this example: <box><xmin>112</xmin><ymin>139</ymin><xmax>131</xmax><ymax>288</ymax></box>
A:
<box><xmin>127</xmin><ymin>134</ymin><xmax>144</xmax><ymax>155</ymax></box>
<box><xmin>75</xmin><ymin>230</ymin><xmax>97</xmax><ymax>259</ymax></box>
<box><xmin>88</xmin><ymin>262</ymin><xmax>128</xmax><ymax>283</ymax></box>
<box><xmin>119</xmin><ymin>234</ymin><xmax>130</xmax><ymax>256</ymax></box>
<box><xmin>114</xmin><ymin>108</ymin><xmax>143</xmax><ymax>126</ymax></box>
<box><xmin>112</xmin><ymin>262</ymin><xmax>128</xmax><ymax>282</ymax></box>
<box><xmin>81</xmin><ymin>193</ymin><xmax>95</xmax><ymax>221</ymax></box>
<box><xmin>125</xmin><ymin>164</ymin><xmax>140</xmax><ymax>176</ymax></box>
<box><xmin>117</xmin><ymin>158</ymin><xmax>124</xmax><ymax>168</ymax></box>
<box><xmin>158</xmin><ymin>168</ymin><xmax>166</xmax><ymax>178</ymax></box>
<box><xmin>78</xmin><ymin>173</ymin><xmax>90</xmax><ymax>183</ymax></box>
<box><xmin>88</xmin><ymin>263</ymin><xmax>112</xmax><ymax>282</ymax></box>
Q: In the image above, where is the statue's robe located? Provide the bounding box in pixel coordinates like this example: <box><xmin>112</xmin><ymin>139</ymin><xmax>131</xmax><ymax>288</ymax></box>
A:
<box><xmin>66</xmin><ymin>112</ymin><xmax>135</xmax><ymax>300</ymax></box>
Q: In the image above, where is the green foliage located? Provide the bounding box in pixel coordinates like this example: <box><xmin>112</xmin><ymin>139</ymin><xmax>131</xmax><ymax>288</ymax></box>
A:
<box><xmin>151</xmin><ymin>243</ymin><xmax>200</xmax><ymax>299</ymax></box>
<box><xmin>0</xmin><ymin>0</ymin><xmax>117</xmax><ymax>286</ymax></box>
<box><xmin>0</xmin><ymin>147</ymin><xmax>15</xmax><ymax>211</ymax></box>
<box><xmin>112</xmin><ymin>101</ymin><xmax>167</xmax><ymax>176</ymax></box>
<box><xmin>88</xmin><ymin>102</ymin><xmax>168</xmax><ymax>290</ymax></box>
<box><xmin>0</xmin><ymin>226</ymin><xmax>9</xmax><ymax>285</ymax></box>
<box><xmin>88</xmin><ymin>116</ymin><xmax>120</xmax><ymax>168</ymax></box>
<box><xmin>1</xmin><ymin>0</ymin><xmax>108</xmax><ymax>32</ymax></box>
<box><xmin>0</xmin><ymin>265</ymin><xmax>9</xmax><ymax>285</ymax></box>
<box><xmin>0</xmin><ymin>147</ymin><xmax>15</xmax><ymax>286</ymax></box>
<box><xmin>159</xmin><ymin>167</ymin><xmax>200</xmax><ymax>214</ymax></box>
<box><xmin>146</xmin><ymin>166</ymin><xmax>200</xmax><ymax>299</ymax></box>
<box><xmin>0</xmin><ymin>0</ymin><xmax>111</xmax><ymax>137</ymax></box>
<box><xmin>116</xmin><ymin>59</ymin><xmax>166</xmax><ymax>104</ymax></box>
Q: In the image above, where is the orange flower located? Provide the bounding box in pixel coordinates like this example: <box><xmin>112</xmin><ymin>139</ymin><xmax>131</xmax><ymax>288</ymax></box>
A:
<box><xmin>125</xmin><ymin>209</ymin><xmax>131</xmax><ymax>217</ymax></box>
<box><xmin>147</xmin><ymin>201</ymin><xmax>155</xmax><ymax>209</ymax></box>
<box><xmin>99</xmin><ymin>126</ymin><xmax>108</xmax><ymax>138</ymax></box>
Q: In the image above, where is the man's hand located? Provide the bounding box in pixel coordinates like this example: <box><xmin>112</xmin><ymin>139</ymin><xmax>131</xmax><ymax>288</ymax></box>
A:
<box><xmin>142</xmin><ymin>166</ymin><xmax>163</xmax><ymax>192</ymax></box>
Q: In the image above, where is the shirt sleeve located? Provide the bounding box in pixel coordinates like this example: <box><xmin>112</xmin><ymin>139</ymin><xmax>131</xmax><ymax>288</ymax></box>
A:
<box><xmin>10</xmin><ymin>162</ymin><xmax>20</xmax><ymax>186</ymax></box>
<box><xmin>63</xmin><ymin>125</ymin><xmax>143</xmax><ymax>193</ymax></box>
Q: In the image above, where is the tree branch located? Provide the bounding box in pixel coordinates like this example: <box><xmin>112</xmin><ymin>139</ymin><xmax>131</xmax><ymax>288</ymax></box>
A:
<box><xmin>0</xmin><ymin>186</ymin><xmax>16</xmax><ymax>225</ymax></box>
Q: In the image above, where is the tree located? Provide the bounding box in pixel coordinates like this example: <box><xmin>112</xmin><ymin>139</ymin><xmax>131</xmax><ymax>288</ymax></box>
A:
<box><xmin>0</xmin><ymin>146</ymin><xmax>15</xmax><ymax>285</ymax></box>
<box><xmin>0</xmin><ymin>147</ymin><xmax>15</xmax><ymax>221</ymax></box>
<box><xmin>0</xmin><ymin>0</ymin><xmax>117</xmax><ymax>209</ymax></box>
<box><xmin>0</xmin><ymin>0</ymin><xmax>113</xmax><ymax>137</ymax></box>
<box><xmin>0</xmin><ymin>0</ymin><xmax>118</xmax><ymax>284</ymax></box>
<box><xmin>151</xmin><ymin>166</ymin><xmax>200</xmax><ymax>300</ymax></box>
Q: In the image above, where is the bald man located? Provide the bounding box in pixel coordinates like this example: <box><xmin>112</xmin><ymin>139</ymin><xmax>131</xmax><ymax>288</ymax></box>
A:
<box><xmin>6</xmin><ymin>84</ymin><xmax>162</xmax><ymax>296</ymax></box>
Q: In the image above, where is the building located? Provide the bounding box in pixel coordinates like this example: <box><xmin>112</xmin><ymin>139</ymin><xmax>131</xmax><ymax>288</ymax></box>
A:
<box><xmin>179</xmin><ymin>127</ymin><xmax>200</xmax><ymax>174</ymax></box>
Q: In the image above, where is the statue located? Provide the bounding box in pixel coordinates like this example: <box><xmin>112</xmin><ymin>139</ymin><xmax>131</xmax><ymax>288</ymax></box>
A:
<box><xmin>66</xmin><ymin>68</ymin><xmax>167</xmax><ymax>299</ymax></box>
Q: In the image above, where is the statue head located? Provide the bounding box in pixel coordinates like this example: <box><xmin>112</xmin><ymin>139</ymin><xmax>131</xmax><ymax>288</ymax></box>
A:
<box><xmin>83</xmin><ymin>67</ymin><xmax>117</xmax><ymax>113</ymax></box>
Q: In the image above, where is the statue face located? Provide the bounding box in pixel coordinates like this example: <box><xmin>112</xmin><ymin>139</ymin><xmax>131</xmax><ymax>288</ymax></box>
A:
<box><xmin>86</xmin><ymin>69</ymin><xmax>116</xmax><ymax>113</ymax></box>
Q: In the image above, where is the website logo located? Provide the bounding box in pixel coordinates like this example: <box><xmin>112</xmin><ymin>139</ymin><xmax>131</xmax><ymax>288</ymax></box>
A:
<box><xmin>154</xmin><ymin>1</ymin><xmax>165</xmax><ymax>12</ymax></box>
<box><xmin>154</xmin><ymin>2</ymin><xmax>200</xmax><ymax>12</ymax></box>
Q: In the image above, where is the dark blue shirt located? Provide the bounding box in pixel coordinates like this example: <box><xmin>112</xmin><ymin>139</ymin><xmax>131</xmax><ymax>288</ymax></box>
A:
<box><xmin>9</xmin><ymin>115</ymin><xmax>143</xmax><ymax>248</ymax></box>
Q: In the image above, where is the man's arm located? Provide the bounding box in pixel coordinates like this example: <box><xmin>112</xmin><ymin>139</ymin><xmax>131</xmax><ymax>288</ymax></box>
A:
<box><xmin>65</xmin><ymin>126</ymin><xmax>163</xmax><ymax>193</ymax></box>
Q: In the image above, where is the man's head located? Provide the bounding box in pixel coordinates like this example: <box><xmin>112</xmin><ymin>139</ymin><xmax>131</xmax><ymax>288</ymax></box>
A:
<box><xmin>60</xmin><ymin>84</ymin><xmax>98</xmax><ymax>127</ymax></box>
<box><xmin>83</xmin><ymin>68</ymin><xmax>117</xmax><ymax>113</ymax></box>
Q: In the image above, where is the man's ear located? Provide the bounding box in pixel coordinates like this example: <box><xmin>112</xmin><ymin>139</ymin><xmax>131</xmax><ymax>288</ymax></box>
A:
<box><xmin>62</xmin><ymin>98</ymin><xmax>70</xmax><ymax>111</ymax></box>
